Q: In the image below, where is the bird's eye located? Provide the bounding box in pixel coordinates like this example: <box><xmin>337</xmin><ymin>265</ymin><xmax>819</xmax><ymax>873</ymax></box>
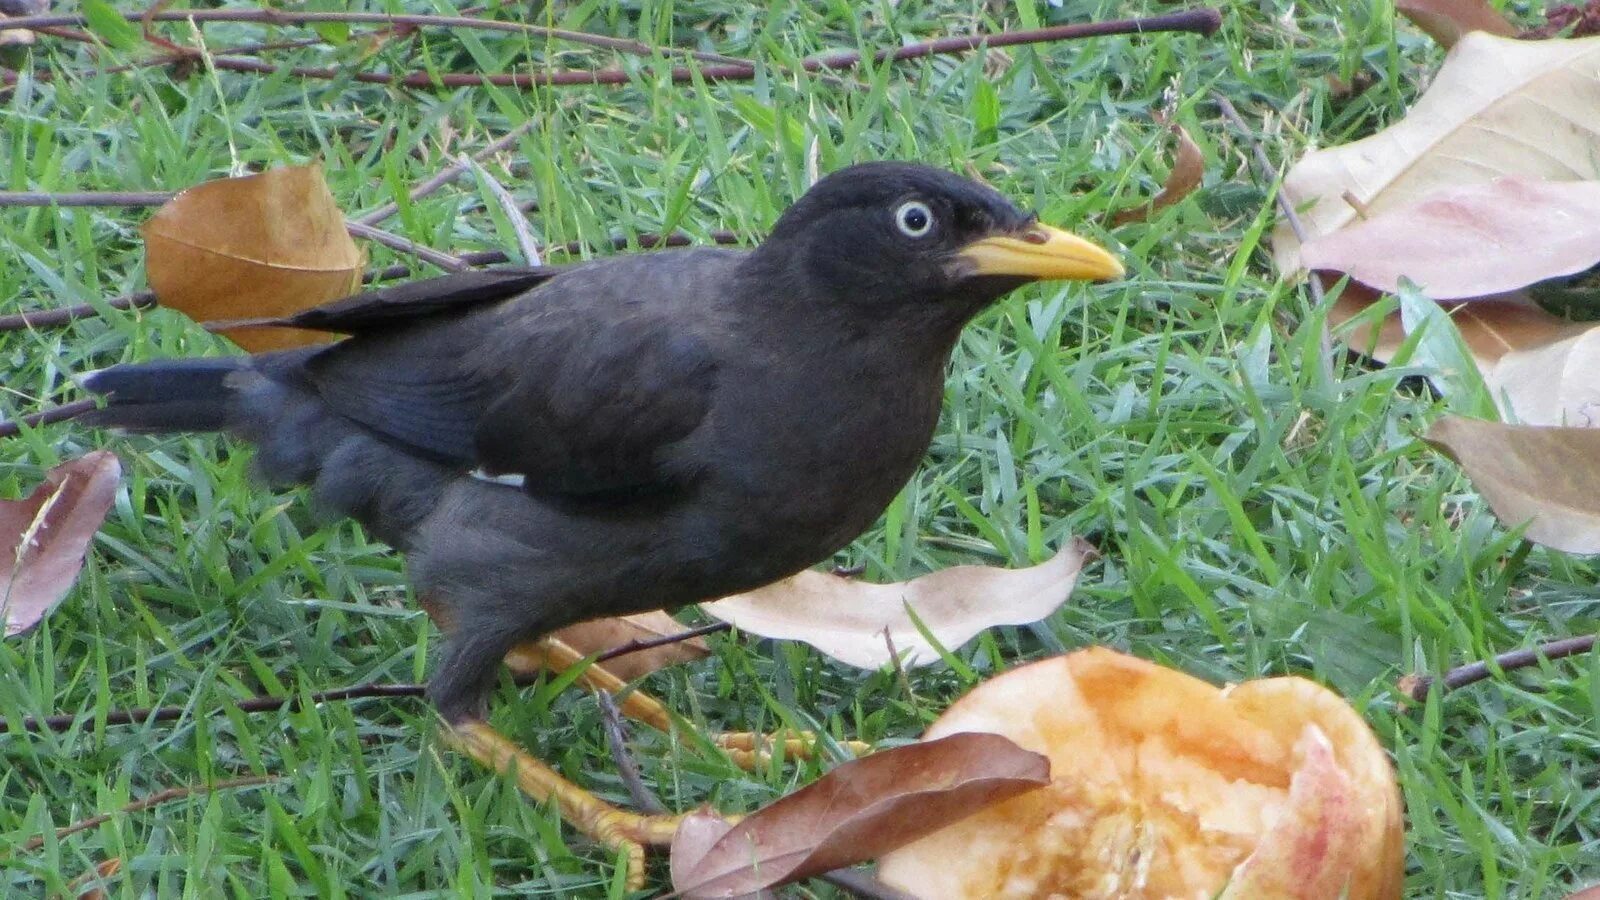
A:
<box><xmin>894</xmin><ymin>201</ymin><xmax>934</xmax><ymax>238</ymax></box>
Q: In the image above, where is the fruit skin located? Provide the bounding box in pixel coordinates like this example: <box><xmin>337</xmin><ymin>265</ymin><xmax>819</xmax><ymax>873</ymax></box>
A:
<box><xmin>877</xmin><ymin>648</ymin><xmax>1404</xmax><ymax>900</ymax></box>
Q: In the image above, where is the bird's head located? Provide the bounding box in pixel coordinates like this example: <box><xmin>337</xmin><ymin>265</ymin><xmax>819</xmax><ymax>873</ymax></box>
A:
<box><xmin>752</xmin><ymin>162</ymin><xmax>1124</xmax><ymax>326</ymax></box>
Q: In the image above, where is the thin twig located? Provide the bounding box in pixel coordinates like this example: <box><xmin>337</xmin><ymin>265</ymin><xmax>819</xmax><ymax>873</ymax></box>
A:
<box><xmin>2</xmin><ymin>233</ymin><xmax>743</xmax><ymax>335</ymax></box>
<box><xmin>2</xmin><ymin>625</ymin><xmax>729</xmax><ymax>733</ymax></box>
<box><xmin>1212</xmin><ymin>91</ymin><xmax>1335</xmax><ymax>378</ymax></box>
<box><xmin>594</xmin><ymin>621</ymin><xmax>731</xmax><ymax>664</ymax></box>
<box><xmin>0</xmin><ymin>190</ymin><xmax>468</xmax><ymax>270</ymax></box>
<box><xmin>597</xmin><ymin>691</ymin><xmax>667</xmax><ymax>814</ymax></box>
<box><xmin>4</xmin><ymin>10</ymin><xmax>1222</xmax><ymax>89</ymax></box>
<box><xmin>1400</xmin><ymin>635</ymin><xmax>1598</xmax><ymax>701</ymax></box>
<box><xmin>0</xmin><ymin>399</ymin><xmax>99</xmax><ymax>438</ymax></box>
<box><xmin>0</xmin><ymin>9</ymin><xmax>747</xmax><ymax>65</ymax></box>
<box><xmin>460</xmin><ymin>156</ymin><xmax>541</xmax><ymax>266</ymax></box>
<box><xmin>344</xmin><ymin>220</ymin><xmax>469</xmax><ymax>271</ymax></box>
<box><xmin>0</xmin><ymin>191</ymin><xmax>174</xmax><ymax>207</ymax></box>
<box><xmin>357</xmin><ymin>119</ymin><xmax>539</xmax><ymax>227</ymax></box>
<box><xmin>0</xmin><ymin>293</ymin><xmax>152</xmax><ymax>332</ymax></box>
<box><xmin>12</xmin><ymin>775</ymin><xmax>278</xmax><ymax>855</ymax></box>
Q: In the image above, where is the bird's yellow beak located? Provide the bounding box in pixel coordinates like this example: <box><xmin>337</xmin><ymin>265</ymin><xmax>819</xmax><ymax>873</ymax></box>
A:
<box><xmin>957</xmin><ymin>224</ymin><xmax>1125</xmax><ymax>282</ymax></box>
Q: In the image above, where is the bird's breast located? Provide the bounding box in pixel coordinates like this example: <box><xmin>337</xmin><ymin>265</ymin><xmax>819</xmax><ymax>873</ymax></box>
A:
<box><xmin>696</xmin><ymin>343</ymin><xmax>950</xmax><ymax>577</ymax></box>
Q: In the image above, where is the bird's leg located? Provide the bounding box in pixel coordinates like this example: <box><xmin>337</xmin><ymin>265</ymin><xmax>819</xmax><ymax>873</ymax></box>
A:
<box><xmin>442</xmin><ymin>720</ymin><xmax>688</xmax><ymax>890</ymax></box>
<box><xmin>506</xmin><ymin>636</ymin><xmax>873</xmax><ymax>768</ymax></box>
<box><xmin>424</xmin><ymin>617</ymin><xmax>691</xmax><ymax>890</ymax></box>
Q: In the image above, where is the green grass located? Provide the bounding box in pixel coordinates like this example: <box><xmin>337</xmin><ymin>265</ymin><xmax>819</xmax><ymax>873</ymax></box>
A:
<box><xmin>2</xmin><ymin>0</ymin><xmax>1597</xmax><ymax>896</ymax></box>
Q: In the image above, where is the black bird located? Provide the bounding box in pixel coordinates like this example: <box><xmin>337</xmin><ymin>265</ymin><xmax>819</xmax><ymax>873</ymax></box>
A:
<box><xmin>81</xmin><ymin>161</ymin><xmax>1122</xmax><ymax>881</ymax></box>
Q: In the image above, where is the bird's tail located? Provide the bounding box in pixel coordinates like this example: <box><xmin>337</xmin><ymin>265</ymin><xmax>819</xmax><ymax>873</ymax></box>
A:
<box><xmin>79</xmin><ymin>358</ymin><xmax>247</xmax><ymax>432</ymax></box>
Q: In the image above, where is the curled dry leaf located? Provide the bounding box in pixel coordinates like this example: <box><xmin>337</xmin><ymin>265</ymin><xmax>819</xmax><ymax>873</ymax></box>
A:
<box><xmin>142</xmin><ymin>164</ymin><xmax>364</xmax><ymax>352</ymax></box>
<box><xmin>668</xmin><ymin>732</ymin><xmax>1050</xmax><ymax>898</ymax></box>
<box><xmin>1394</xmin><ymin>0</ymin><xmax>1515</xmax><ymax>47</ymax></box>
<box><xmin>1273</xmin><ymin>34</ymin><xmax>1600</xmax><ymax>275</ymax></box>
<box><xmin>1425</xmin><ymin>415</ymin><xmax>1600</xmax><ymax>553</ymax></box>
<box><xmin>877</xmin><ymin>649</ymin><xmax>1403</xmax><ymax>900</ymax></box>
<box><xmin>1330</xmin><ymin>287</ymin><xmax>1585</xmax><ymax>370</ymax></box>
<box><xmin>701</xmin><ymin>539</ymin><xmax>1093</xmax><ymax>669</ymax></box>
<box><xmin>1109</xmin><ymin>123</ymin><xmax>1204</xmax><ymax>226</ymax></box>
<box><xmin>535</xmin><ymin>611</ymin><xmax>712</xmax><ymax>681</ymax></box>
<box><xmin>1</xmin><ymin>451</ymin><xmax>121</xmax><ymax>637</ymax></box>
<box><xmin>1301</xmin><ymin>178</ymin><xmax>1600</xmax><ymax>300</ymax></box>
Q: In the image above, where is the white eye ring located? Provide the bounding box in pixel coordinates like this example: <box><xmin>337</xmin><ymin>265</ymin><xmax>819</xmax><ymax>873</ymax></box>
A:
<box><xmin>895</xmin><ymin>200</ymin><xmax>934</xmax><ymax>238</ymax></box>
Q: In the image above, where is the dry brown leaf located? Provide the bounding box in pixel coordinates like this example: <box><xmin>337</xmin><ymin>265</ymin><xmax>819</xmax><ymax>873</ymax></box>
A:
<box><xmin>1301</xmin><ymin>178</ymin><xmax>1600</xmax><ymax>300</ymax></box>
<box><xmin>1425</xmin><ymin>415</ymin><xmax>1600</xmax><ymax>552</ymax></box>
<box><xmin>1110</xmin><ymin>124</ymin><xmax>1204</xmax><ymax>226</ymax></box>
<box><xmin>700</xmin><ymin>539</ymin><xmax>1093</xmax><ymax>669</ymax></box>
<box><xmin>1</xmin><ymin>452</ymin><xmax>121</xmax><ymax>637</ymax></box>
<box><xmin>1273</xmin><ymin>33</ymin><xmax>1600</xmax><ymax>275</ymax></box>
<box><xmin>1395</xmin><ymin>0</ymin><xmax>1516</xmax><ymax>47</ymax></box>
<box><xmin>543</xmin><ymin>611</ymin><xmax>711</xmax><ymax>681</ymax></box>
<box><xmin>1565</xmin><ymin>887</ymin><xmax>1600</xmax><ymax>900</ymax></box>
<box><xmin>669</xmin><ymin>732</ymin><xmax>1050</xmax><ymax>898</ymax></box>
<box><xmin>877</xmin><ymin>649</ymin><xmax>1403</xmax><ymax>900</ymax></box>
<box><xmin>1329</xmin><ymin>284</ymin><xmax>1586</xmax><ymax>368</ymax></box>
<box><xmin>142</xmin><ymin>164</ymin><xmax>364</xmax><ymax>352</ymax></box>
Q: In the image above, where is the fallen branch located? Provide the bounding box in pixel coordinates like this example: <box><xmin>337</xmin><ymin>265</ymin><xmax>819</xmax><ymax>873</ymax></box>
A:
<box><xmin>0</xmin><ymin>8</ymin><xmax>747</xmax><ymax>65</ymax></box>
<box><xmin>1</xmin><ymin>624</ymin><xmax>725</xmax><ymax>733</ymax></box>
<box><xmin>11</xmin><ymin>775</ymin><xmax>278</xmax><ymax>855</ymax></box>
<box><xmin>0</xmin><ymin>233</ymin><xmax>743</xmax><ymax>334</ymax></box>
<box><xmin>1399</xmin><ymin>634</ymin><xmax>1598</xmax><ymax>701</ymax></box>
<box><xmin>3</xmin><ymin>9</ymin><xmax>1223</xmax><ymax>89</ymax></box>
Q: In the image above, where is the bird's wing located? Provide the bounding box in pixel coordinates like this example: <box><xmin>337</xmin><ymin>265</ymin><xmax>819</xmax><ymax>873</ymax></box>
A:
<box><xmin>299</xmin><ymin>267</ymin><xmax>721</xmax><ymax>498</ymax></box>
<box><xmin>279</xmin><ymin>267</ymin><xmax>562</xmax><ymax>334</ymax></box>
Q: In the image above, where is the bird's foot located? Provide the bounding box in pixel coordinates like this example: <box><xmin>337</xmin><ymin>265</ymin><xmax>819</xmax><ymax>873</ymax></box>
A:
<box><xmin>444</xmin><ymin>720</ymin><xmax>691</xmax><ymax>890</ymax></box>
<box><xmin>508</xmin><ymin>637</ymin><xmax>875</xmax><ymax>769</ymax></box>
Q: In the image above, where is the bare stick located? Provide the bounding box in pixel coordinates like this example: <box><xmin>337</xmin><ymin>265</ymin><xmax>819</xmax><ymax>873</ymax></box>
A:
<box><xmin>595</xmin><ymin>621</ymin><xmax>730</xmax><ymax>664</ymax></box>
<box><xmin>1</xmin><ymin>232</ymin><xmax>743</xmax><ymax>335</ymax></box>
<box><xmin>0</xmin><ymin>399</ymin><xmax>99</xmax><ymax>438</ymax></box>
<box><xmin>11</xmin><ymin>775</ymin><xmax>278</xmax><ymax>855</ymax></box>
<box><xmin>0</xmin><ymin>9</ymin><xmax>747</xmax><ymax>65</ymax></box>
<box><xmin>0</xmin><ymin>191</ymin><xmax>174</xmax><ymax>207</ymax></box>
<box><xmin>1400</xmin><ymin>635</ymin><xmax>1598</xmax><ymax>701</ymax></box>
<box><xmin>0</xmin><ymin>190</ymin><xmax>469</xmax><ymax>270</ymax></box>
<box><xmin>2</xmin><ymin>624</ymin><xmax>730</xmax><ymax>733</ymax></box>
<box><xmin>0</xmin><ymin>293</ymin><xmax>152</xmax><ymax>331</ymax></box>
<box><xmin>597</xmin><ymin>691</ymin><xmax>667</xmax><ymax>814</ymax></box>
<box><xmin>1212</xmin><ymin>91</ymin><xmax>1335</xmax><ymax>377</ymax></box>
<box><xmin>4</xmin><ymin>10</ymin><xmax>1223</xmax><ymax>89</ymax></box>
<box><xmin>344</xmin><ymin>221</ymin><xmax>469</xmax><ymax>271</ymax></box>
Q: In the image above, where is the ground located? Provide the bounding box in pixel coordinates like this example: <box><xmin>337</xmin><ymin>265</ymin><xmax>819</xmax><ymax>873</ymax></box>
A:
<box><xmin>1</xmin><ymin>0</ymin><xmax>1596</xmax><ymax>897</ymax></box>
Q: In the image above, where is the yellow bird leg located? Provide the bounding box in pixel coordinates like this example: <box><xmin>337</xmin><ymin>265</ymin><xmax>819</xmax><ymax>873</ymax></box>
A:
<box><xmin>444</xmin><ymin>720</ymin><xmax>687</xmax><ymax>890</ymax></box>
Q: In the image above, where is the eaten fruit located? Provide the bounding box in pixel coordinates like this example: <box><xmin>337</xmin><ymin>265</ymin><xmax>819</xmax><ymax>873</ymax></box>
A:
<box><xmin>877</xmin><ymin>648</ymin><xmax>1404</xmax><ymax>899</ymax></box>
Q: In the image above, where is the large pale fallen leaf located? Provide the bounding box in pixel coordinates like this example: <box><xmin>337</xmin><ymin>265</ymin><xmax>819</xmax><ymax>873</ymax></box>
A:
<box><xmin>877</xmin><ymin>649</ymin><xmax>1403</xmax><ymax>900</ymax></box>
<box><xmin>142</xmin><ymin>164</ymin><xmax>364</xmax><ymax>351</ymax></box>
<box><xmin>1110</xmin><ymin>123</ymin><xmax>1204</xmax><ymax>226</ymax></box>
<box><xmin>1</xmin><ymin>452</ymin><xmax>121</xmax><ymax>637</ymax></box>
<box><xmin>701</xmin><ymin>539</ymin><xmax>1093</xmax><ymax>669</ymax></box>
<box><xmin>1395</xmin><ymin>0</ymin><xmax>1515</xmax><ymax>47</ymax></box>
<box><xmin>1484</xmin><ymin>324</ymin><xmax>1600</xmax><ymax>425</ymax></box>
<box><xmin>669</xmin><ymin>732</ymin><xmax>1049</xmax><ymax>898</ymax></box>
<box><xmin>1425</xmin><ymin>415</ymin><xmax>1600</xmax><ymax>552</ymax></box>
<box><xmin>1273</xmin><ymin>33</ymin><xmax>1600</xmax><ymax>275</ymax></box>
<box><xmin>1302</xmin><ymin>178</ymin><xmax>1600</xmax><ymax>300</ymax></box>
